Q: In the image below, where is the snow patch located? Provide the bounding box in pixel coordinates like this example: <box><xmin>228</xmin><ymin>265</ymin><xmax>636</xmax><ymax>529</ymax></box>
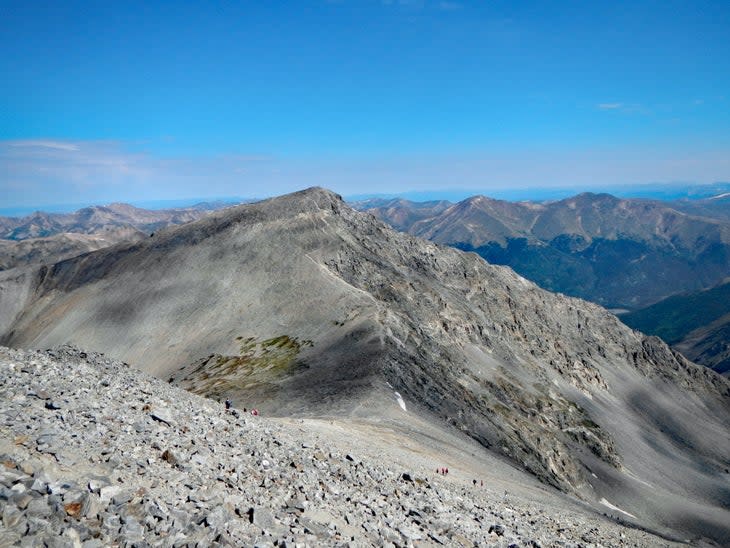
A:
<box><xmin>394</xmin><ymin>391</ymin><xmax>407</xmax><ymax>412</ymax></box>
<box><xmin>599</xmin><ymin>498</ymin><xmax>636</xmax><ymax>519</ymax></box>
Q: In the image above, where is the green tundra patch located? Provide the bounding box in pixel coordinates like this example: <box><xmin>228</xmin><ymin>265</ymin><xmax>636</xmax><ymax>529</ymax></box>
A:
<box><xmin>170</xmin><ymin>335</ymin><xmax>312</xmax><ymax>400</ymax></box>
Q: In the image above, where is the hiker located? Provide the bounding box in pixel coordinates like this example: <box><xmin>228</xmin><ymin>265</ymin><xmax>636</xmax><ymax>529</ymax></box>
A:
<box><xmin>225</xmin><ymin>398</ymin><xmax>232</xmax><ymax>410</ymax></box>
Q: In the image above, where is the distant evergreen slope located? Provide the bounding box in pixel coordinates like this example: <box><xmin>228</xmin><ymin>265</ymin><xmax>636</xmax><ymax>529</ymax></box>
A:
<box><xmin>359</xmin><ymin>192</ymin><xmax>730</xmax><ymax>310</ymax></box>
<box><xmin>620</xmin><ymin>280</ymin><xmax>730</xmax><ymax>374</ymax></box>
<box><xmin>620</xmin><ymin>281</ymin><xmax>730</xmax><ymax>343</ymax></box>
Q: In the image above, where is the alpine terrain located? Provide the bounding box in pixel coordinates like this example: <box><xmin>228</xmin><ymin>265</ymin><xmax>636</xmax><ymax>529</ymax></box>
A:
<box><xmin>621</xmin><ymin>279</ymin><xmax>730</xmax><ymax>376</ymax></box>
<box><xmin>1</xmin><ymin>188</ymin><xmax>729</xmax><ymax>545</ymax></box>
<box><xmin>0</xmin><ymin>202</ymin><xmax>232</xmax><ymax>272</ymax></box>
<box><xmin>358</xmin><ymin>193</ymin><xmax>730</xmax><ymax>311</ymax></box>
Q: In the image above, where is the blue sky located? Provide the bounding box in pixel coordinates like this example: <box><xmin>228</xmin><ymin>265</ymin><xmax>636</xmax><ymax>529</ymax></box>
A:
<box><xmin>1</xmin><ymin>0</ymin><xmax>729</xmax><ymax>207</ymax></box>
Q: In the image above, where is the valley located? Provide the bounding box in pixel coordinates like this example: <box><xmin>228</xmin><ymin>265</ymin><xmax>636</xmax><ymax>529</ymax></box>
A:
<box><xmin>358</xmin><ymin>192</ymin><xmax>730</xmax><ymax>311</ymax></box>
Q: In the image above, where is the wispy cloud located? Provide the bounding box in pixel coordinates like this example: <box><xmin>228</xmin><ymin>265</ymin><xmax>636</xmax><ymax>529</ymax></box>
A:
<box><xmin>0</xmin><ymin>139</ymin><xmax>282</xmax><ymax>207</ymax></box>
<box><xmin>596</xmin><ymin>102</ymin><xmax>651</xmax><ymax>115</ymax></box>
<box><xmin>2</xmin><ymin>139</ymin><xmax>729</xmax><ymax>208</ymax></box>
<box><xmin>7</xmin><ymin>140</ymin><xmax>80</xmax><ymax>151</ymax></box>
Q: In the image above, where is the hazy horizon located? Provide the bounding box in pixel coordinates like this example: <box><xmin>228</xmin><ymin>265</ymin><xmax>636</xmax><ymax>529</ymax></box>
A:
<box><xmin>2</xmin><ymin>180</ymin><xmax>729</xmax><ymax>219</ymax></box>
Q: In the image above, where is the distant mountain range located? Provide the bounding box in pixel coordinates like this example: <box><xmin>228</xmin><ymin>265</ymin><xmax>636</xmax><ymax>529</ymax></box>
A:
<box><xmin>0</xmin><ymin>202</ymin><xmax>234</xmax><ymax>271</ymax></box>
<box><xmin>356</xmin><ymin>192</ymin><xmax>730</xmax><ymax>311</ymax></box>
<box><xmin>347</xmin><ymin>181</ymin><xmax>730</xmax><ymax>205</ymax></box>
<box><xmin>2</xmin><ymin>190</ymin><xmax>728</xmax><ymax>381</ymax></box>
<box><xmin>0</xmin><ymin>202</ymin><xmax>232</xmax><ymax>241</ymax></box>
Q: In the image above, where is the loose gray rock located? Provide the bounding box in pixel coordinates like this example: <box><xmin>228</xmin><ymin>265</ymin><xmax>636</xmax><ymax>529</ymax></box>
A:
<box><xmin>0</xmin><ymin>345</ymin><xmax>692</xmax><ymax>547</ymax></box>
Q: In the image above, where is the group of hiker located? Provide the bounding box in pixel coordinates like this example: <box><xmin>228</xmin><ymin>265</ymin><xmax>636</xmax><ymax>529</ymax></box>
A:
<box><xmin>224</xmin><ymin>398</ymin><xmax>258</xmax><ymax>416</ymax></box>
<box><xmin>437</xmin><ymin>467</ymin><xmax>484</xmax><ymax>487</ymax></box>
<box><xmin>222</xmin><ymin>398</ymin><xmax>484</xmax><ymax>487</ymax></box>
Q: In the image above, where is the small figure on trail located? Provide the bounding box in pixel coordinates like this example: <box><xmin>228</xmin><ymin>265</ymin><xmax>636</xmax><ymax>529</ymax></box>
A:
<box><xmin>251</xmin><ymin>408</ymin><xmax>259</xmax><ymax>416</ymax></box>
<box><xmin>225</xmin><ymin>398</ymin><xmax>232</xmax><ymax>410</ymax></box>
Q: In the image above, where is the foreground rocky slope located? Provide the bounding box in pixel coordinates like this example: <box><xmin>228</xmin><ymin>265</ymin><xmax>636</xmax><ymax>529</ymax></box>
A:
<box><xmin>1</xmin><ymin>188</ymin><xmax>729</xmax><ymax>543</ymax></box>
<box><xmin>0</xmin><ymin>345</ymin><xmax>682</xmax><ymax>546</ymax></box>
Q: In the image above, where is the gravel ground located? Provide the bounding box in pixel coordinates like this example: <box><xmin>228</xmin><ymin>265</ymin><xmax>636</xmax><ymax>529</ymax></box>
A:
<box><xmin>0</xmin><ymin>345</ymin><xmax>682</xmax><ymax>547</ymax></box>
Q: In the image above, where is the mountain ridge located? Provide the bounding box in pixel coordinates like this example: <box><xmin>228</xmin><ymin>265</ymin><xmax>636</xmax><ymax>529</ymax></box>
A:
<box><xmin>0</xmin><ymin>201</ymin><xmax>231</xmax><ymax>241</ymax></box>
<box><xmin>359</xmin><ymin>192</ymin><xmax>730</xmax><ymax>309</ymax></box>
<box><xmin>1</xmin><ymin>187</ymin><xmax>729</xmax><ymax>542</ymax></box>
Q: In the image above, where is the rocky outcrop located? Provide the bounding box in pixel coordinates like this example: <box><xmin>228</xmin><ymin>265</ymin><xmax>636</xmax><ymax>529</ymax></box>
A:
<box><xmin>0</xmin><ymin>345</ymin><xmax>680</xmax><ymax>546</ymax></box>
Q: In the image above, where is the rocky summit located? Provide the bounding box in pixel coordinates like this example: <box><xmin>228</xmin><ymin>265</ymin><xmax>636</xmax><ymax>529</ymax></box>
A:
<box><xmin>1</xmin><ymin>187</ymin><xmax>729</xmax><ymax>544</ymax></box>
<box><xmin>1</xmin><ymin>345</ymin><xmax>683</xmax><ymax>547</ymax></box>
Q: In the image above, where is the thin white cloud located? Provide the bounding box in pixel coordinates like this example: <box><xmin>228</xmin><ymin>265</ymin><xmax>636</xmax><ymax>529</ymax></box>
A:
<box><xmin>2</xmin><ymin>138</ymin><xmax>729</xmax><ymax>208</ymax></box>
<box><xmin>8</xmin><ymin>140</ymin><xmax>80</xmax><ymax>151</ymax></box>
<box><xmin>597</xmin><ymin>103</ymin><xmax>624</xmax><ymax>110</ymax></box>
<box><xmin>0</xmin><ymin>139</ymin><xmax>283</xmax><ymax>206</ymax></box>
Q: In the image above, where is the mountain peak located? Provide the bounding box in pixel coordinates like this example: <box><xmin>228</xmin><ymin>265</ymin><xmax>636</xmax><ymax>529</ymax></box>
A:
<box><xmin>288</xmin><ymin>186</ymin><xmax>343</xmax><ymax>202</ymax></box>
<box><xmin>251</xmin><ymin>186</ymin><xmax>345</xmax><ymax>216</ymax></box>
<box><xmin>2</xmin><ymin>187</ymin><xmax>729</xmax><ymax>543</ymax></box>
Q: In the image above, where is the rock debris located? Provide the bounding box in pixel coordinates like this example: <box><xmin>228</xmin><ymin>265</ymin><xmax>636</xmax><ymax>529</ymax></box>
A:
<box><xmin>0</xmin><ymin>345</ymin><xmax>676</xmax><ymax>547</ymax></box>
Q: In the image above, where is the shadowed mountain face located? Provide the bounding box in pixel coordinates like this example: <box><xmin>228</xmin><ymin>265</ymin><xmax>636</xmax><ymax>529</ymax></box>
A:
<box><xmin>0</xmin><ymin>188</ymin><xmax>729</xmax><ymax>543</ymax></box>
<box><xmin>621</xmin><ymin>280</ymin><xmax>730</xmax><ymax>376</ymax></box>
<box><xmin>359</xmin><ymin>193</ymin><xmax>730</xmax><ymax>310</ymax></box>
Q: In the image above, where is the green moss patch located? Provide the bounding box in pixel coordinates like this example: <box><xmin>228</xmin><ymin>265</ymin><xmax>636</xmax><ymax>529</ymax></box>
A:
<box><xmin>170</xmin><ymin>335</ymin><xmax>313</xmax><ymax>400</ymax></box>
